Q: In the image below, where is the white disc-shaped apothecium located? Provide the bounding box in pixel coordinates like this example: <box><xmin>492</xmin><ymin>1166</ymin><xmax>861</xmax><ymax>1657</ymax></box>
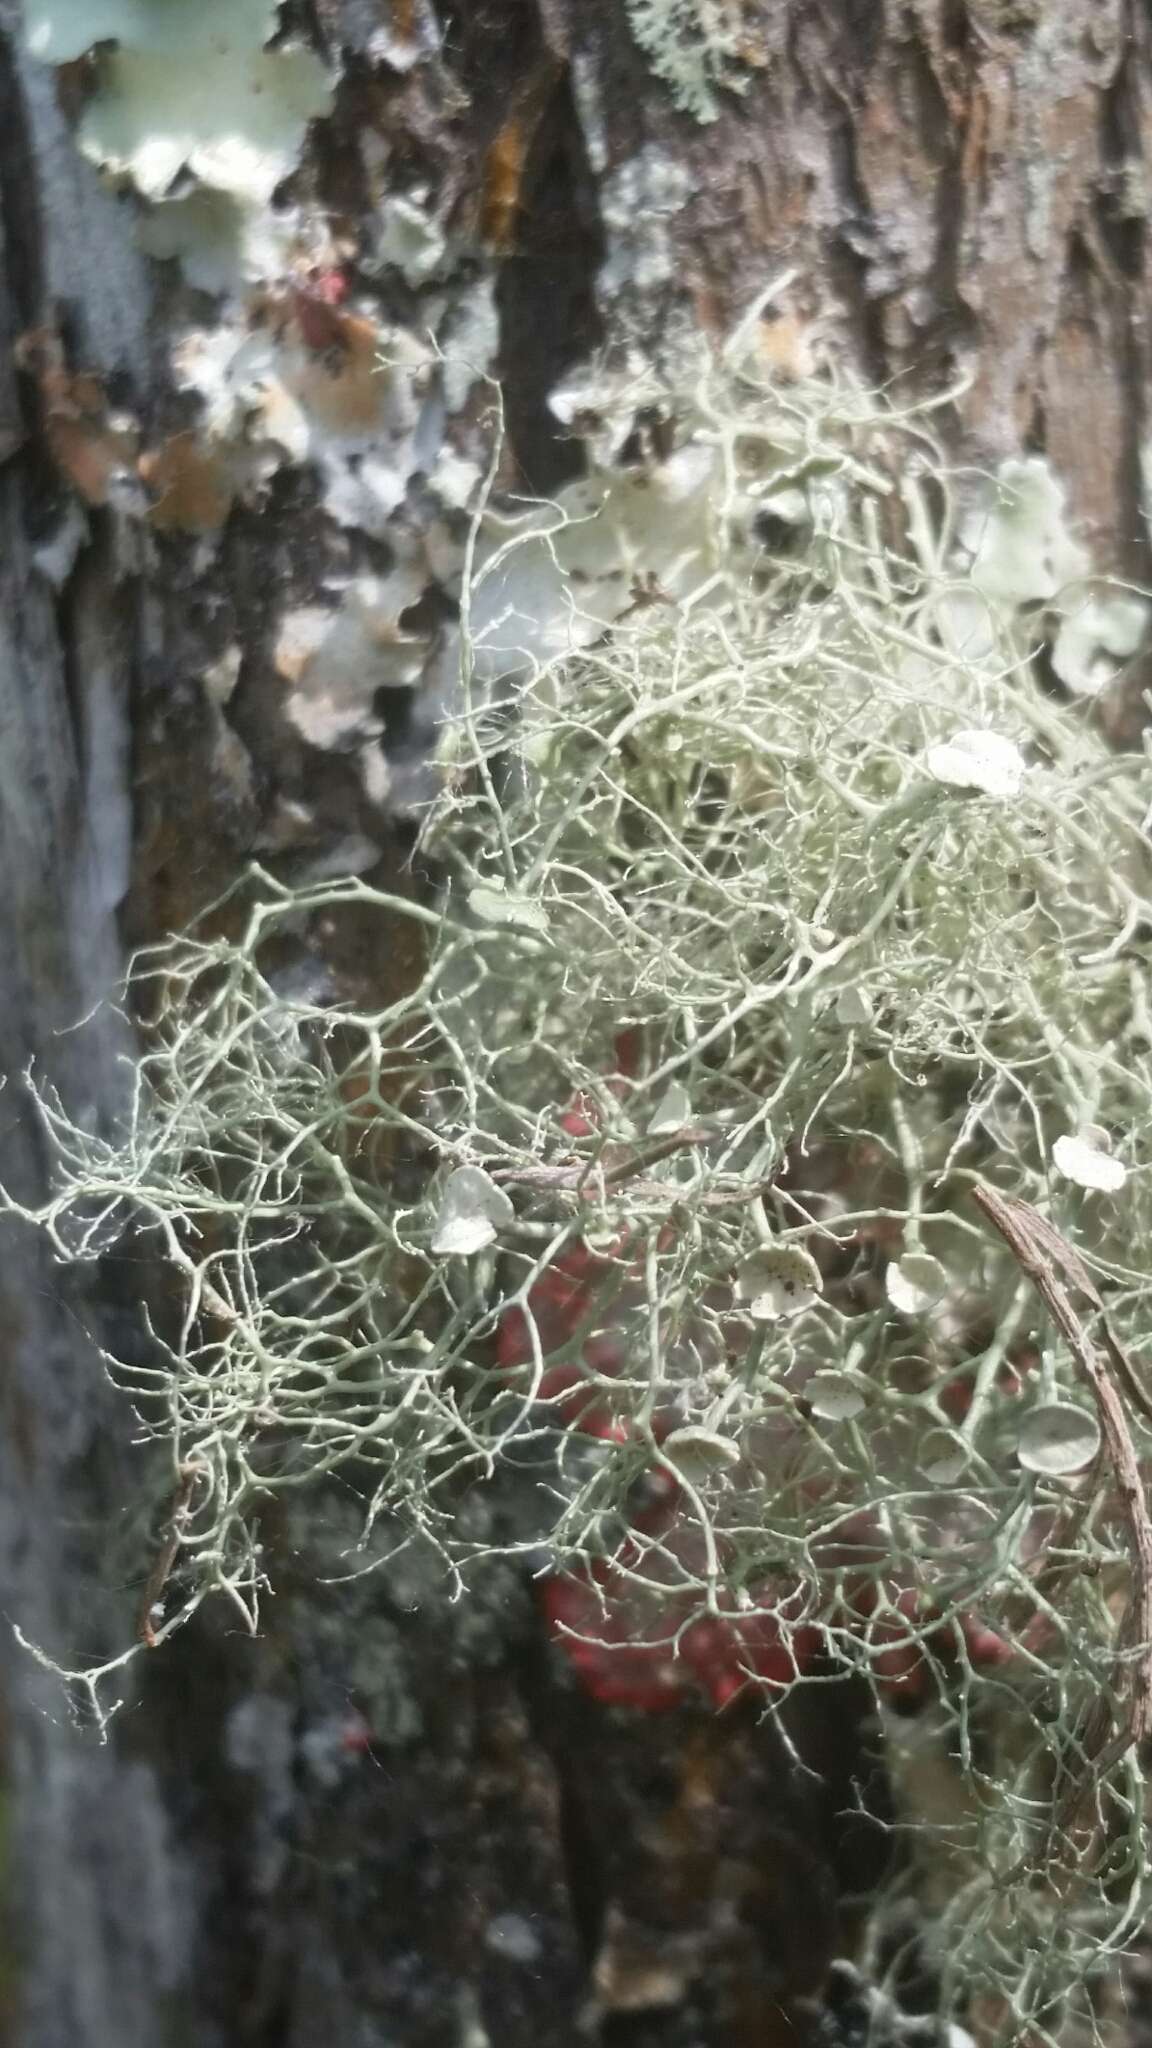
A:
<box><xmin>1016</xmin><ymin>1402</ymin><xmax>1101</xmax><ymax>1476</ymax></box>
<box><xmin>885</xmin><ymin>1252</ymin><xmax>948</xmax><ymax>1316</ymax></box>
<box><xmin>1052</xmin><ymin>1130</ymin><xmax>1127</xmax><ymax>1193</ymax></box>
<box><xmin>735</xmin><ymin>1245</ymin><xmax>823</xmax><ymax>1322</ymax></box>
<box><xmin>431</xmin><ymin>1166</ymin><xmax>514</xmax><ymax>1256</ymax></box>
<box><xmin>924</xmin><ymin>729</ymin><xmax>1026</xmax><ymax>800</ymax></box>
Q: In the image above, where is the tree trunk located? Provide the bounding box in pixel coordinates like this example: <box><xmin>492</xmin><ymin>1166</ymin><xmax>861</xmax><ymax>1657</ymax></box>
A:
<box><xmin>1</xmin><ymin>3</ymin><xmax>1149</xmax><ymax>2043</ymax></box>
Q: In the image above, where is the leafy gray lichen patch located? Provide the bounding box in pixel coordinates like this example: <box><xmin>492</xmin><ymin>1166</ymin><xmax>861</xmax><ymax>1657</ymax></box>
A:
<box><xmin>24</xmin><ymin>0</ymin><xmax>332</xmax><ymax>206</ymax></box>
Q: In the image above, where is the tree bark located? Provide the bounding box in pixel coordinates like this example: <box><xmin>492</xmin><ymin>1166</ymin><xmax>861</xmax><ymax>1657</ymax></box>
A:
<box><xmin>1</xmin><ymin>3</ymin><xmax>1150</xmax><ymax>2043</ymax></box>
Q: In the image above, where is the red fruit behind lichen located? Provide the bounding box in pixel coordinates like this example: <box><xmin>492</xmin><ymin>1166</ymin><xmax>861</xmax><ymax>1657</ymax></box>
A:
<box><xmin>540</xmin><ymin>1558</ymin><xmax>824</xmax><ymax>1712</ymax></box>
<box><xmin>504</xmin><ymin>1047</ymin><xmax>1021</xmax><ymax>1717</ymax></box>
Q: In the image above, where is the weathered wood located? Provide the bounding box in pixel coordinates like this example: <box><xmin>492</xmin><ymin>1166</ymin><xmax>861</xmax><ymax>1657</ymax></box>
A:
<box><xmin>0</xmin><ymin>25</ymin><xmax>194</xmax><ymax>2045</ymax></box>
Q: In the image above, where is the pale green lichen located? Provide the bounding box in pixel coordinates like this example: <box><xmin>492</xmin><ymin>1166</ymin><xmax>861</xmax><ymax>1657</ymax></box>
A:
<box><xmin>24</xmin><ymin>0</ymin><xmax>332</xmax><ymax>206</ymax></box>
<box><xmin>15</xmin><ymin>315</ymin><xmax>1152</xmax><ymax>2038</ymax></box>
<box><xmin>939</xmin><ymin>457</ymin><xmax>1149</xmax><ymax>696</ymax></box>
<box><xmin>623</xmin><ymin>0</ymin><xmax>757</xmax><ymax>123</ymax></box>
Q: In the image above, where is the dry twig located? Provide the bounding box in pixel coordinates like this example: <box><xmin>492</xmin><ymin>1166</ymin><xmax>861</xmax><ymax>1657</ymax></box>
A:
<box><xmin>971</xmin><ymin>1181</ymin><xmax>1152</xmax><ymax>1842</ymax></box>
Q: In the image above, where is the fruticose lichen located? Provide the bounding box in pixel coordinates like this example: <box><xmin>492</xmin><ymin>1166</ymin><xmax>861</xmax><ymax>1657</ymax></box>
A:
<box><xmin>623</xmin><ymin>0</ymin><xmax>759</xmax><ymax>123</ymax></box>
<box><xmin>17</xmin><ymin>302</ymin><xmax>1152</xmax><ymax>2038</ymax></box>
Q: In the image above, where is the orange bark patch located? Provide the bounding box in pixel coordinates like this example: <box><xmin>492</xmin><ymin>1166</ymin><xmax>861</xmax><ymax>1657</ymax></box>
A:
<box><xmin>479</xmin><ymin>56</ymin><xmax>563</xmax><ymax>253</ymax></box>
<box><xmin>284</xmin><ymin>303</ymin><xmax>392</xmax><ymax>436</ymax></box>
<box><xmin>15</xmin><ymin>326</ymin><xmax>137</xmax><ymax>505</ymax></box>
<box><xmin>139</xmin><ymin>432</ymin><xmax>238</xmax><ymax>533</ymax></box>
<box><xmin>756</xmin><ymin>309</ymin><xmax>815</xmax><ymax>381</ymax></box>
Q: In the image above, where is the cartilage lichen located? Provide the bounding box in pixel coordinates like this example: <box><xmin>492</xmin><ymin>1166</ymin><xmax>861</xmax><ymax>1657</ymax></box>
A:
<box><xmin>16</xmin><ymin>316</ymin><xmax>1152</xmax><ymax>2039</ymax></box>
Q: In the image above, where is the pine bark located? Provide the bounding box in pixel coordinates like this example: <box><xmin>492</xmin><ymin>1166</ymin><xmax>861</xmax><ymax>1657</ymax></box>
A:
<box><xmin>1</xmin><ymin>4</ymin><xmax>1150</xmax><ymax>2043</ymax></box>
